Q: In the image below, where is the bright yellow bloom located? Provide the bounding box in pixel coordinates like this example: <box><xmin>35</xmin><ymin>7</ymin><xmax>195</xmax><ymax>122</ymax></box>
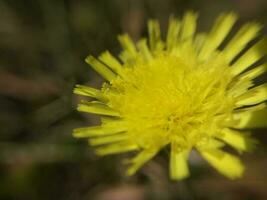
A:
<box><xmin>73</xmin><ymin>12</ymin><xmax>267</xmax><ymax>180</ymax></box>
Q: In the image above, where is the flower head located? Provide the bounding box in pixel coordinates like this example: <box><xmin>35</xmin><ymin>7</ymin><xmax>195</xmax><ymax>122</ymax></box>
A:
<box><xmin>73</xmin><ymin>12</ymin><xmax>267</xmax><ymax>180</ymax></box>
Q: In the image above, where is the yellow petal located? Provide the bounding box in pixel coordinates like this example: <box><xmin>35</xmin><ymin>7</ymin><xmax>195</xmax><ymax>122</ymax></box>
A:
<box><xmin>73</xmin><ymin>84</ymin><xmax>107</xmax><ymax>102</ymax></box>
<box><xmin>197</xmin><ymin>138</ymin><xmax>225</xmax><ymax>150</ymax></box>
<box><xmin>234</xmin><ymin>102</ymin><xmax>266</xmax><ymax>114</ymax></box>
<box><xmin>180</xmin><ymin>11</ymin><xmax>198</xmax><ymax>42</ymax></box>
<box><xmin>238</xmin><ymin>64</ymin><xmax>266</xmax><ymax>81</ymax></box>
<box><xmin>118</xmin><ymin>34</ymin><xmax>137</xmax><ymax>56</ymax></box>
<box><xmin>98</xmin><ymin>51</ymin><xmax>123</xmax><ymax>74</ymax></box>
<box><xmin>234</xmin><ymin>108</ymin><xmax>267</xmax><ymax>128</ymax></box>
<box><xmin>223</xmin><ymin>23</ymin><xmax>261</xmax><ymax>63</ymax></box>
<box><xmin>235</xmin><ymin>83</ymin><xmax>267</xmax><ymax>106</ymax></box>
<box><xmin>200</xmin><ymin>149</ymin><xmax>245</xmax><ymax>179</ymax></box>
<box><xmin>77</xmin><ymin>101</ymin><xmax>120</xmax><ymax>116</ymax></box>
<box><xmin>199</xmin><ymin>13</ymin><xmax>237</xmax><ymax>60</ymax></box>
<box><xmin>148</xmin><ymin>20</ymin><xmax>164</xmax><ymax>52</ymax></box>
<box><xmin>89</xmin><ymin>134</ymin><xmax>129</xmax><ymax>146</ymax></box>
<box><xmin>95</xmin><ymin>142</ymin><xmax>138</xmax><ymax>155</ymax></box>
<box><xmin>73</xmin><ymin>125</ymin><xmax>127</xmax><ymax>138</ymax></box>
<box><xmin>231</xmin><ymin>40</ymin><xmax>265</xmax><ymax>76</ymax></box>
<box><xmin>170</xmin><ymin>147</ymin><xmax>190</xmax><ymax>180</ymax></box>
<box><xmin>85</xmin><ymin>55</ymin><xmax>116</xmax><ymax>81</ymax></box>
<box><xmin>219</xmin><ymin>129</ymin><xmax>257</xmax><ymax>152</ymax></box>
<box><xmin>137</xmin><ymin>39</ymin><xmax>153</xmax><ymax>61</ymax></box>
<box><xmin>126</xmin><ymin>149</ymin><xmax>158</xmax><ymax>176</ymax></box>
<box><xmin>167</xmin><ymin>16</ymin><xmax>181</xmax><ymax>51</ymax></box>
<box><xmin>194</xmin><ymin>33</ymin><xmax>207</xmax><ymax>53</ymax></box>
<box><xmin>228</xmin><ymin>78</ymin><xmax>253</xmax><ymax>98</ymax></box>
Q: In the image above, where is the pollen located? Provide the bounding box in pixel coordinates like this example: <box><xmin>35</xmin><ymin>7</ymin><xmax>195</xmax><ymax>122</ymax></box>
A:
<box><xmin>73</xmin><ymin>12</ymin><xmax>267</xmax><ymax>180</ymax></box>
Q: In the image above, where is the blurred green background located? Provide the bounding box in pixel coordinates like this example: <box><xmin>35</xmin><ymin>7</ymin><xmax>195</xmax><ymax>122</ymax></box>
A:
<box><xmin>0</xmin><ymin>0</ymin><xmax>267</xmax><ymax>199</ymax></box>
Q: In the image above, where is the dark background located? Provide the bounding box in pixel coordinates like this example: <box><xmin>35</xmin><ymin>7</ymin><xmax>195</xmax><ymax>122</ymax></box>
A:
<box><xmin>0</xmin><ymin>0</ymin><xmax>267</xmax><ymax>199</ymax></box>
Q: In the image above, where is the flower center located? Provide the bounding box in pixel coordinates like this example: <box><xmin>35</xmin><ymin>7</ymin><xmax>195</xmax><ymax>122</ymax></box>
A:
<box><xmin>104</xmin><ymin>54</ymin><xmax>235</xmax><ymax>149</ymax></box>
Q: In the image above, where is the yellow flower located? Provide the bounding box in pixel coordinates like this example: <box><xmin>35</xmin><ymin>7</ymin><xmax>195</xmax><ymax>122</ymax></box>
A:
<box><xmin>73</xmin><ymin>11</ymin><xmax>267</xmax><ymax>180</ymax></box>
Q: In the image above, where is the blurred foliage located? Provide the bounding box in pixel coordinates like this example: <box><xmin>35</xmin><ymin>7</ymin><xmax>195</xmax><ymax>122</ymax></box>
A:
<box><xmin>0</xmin><ymin>0</ymin><xmax>267</xmax><ymax>200</ymax></box>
